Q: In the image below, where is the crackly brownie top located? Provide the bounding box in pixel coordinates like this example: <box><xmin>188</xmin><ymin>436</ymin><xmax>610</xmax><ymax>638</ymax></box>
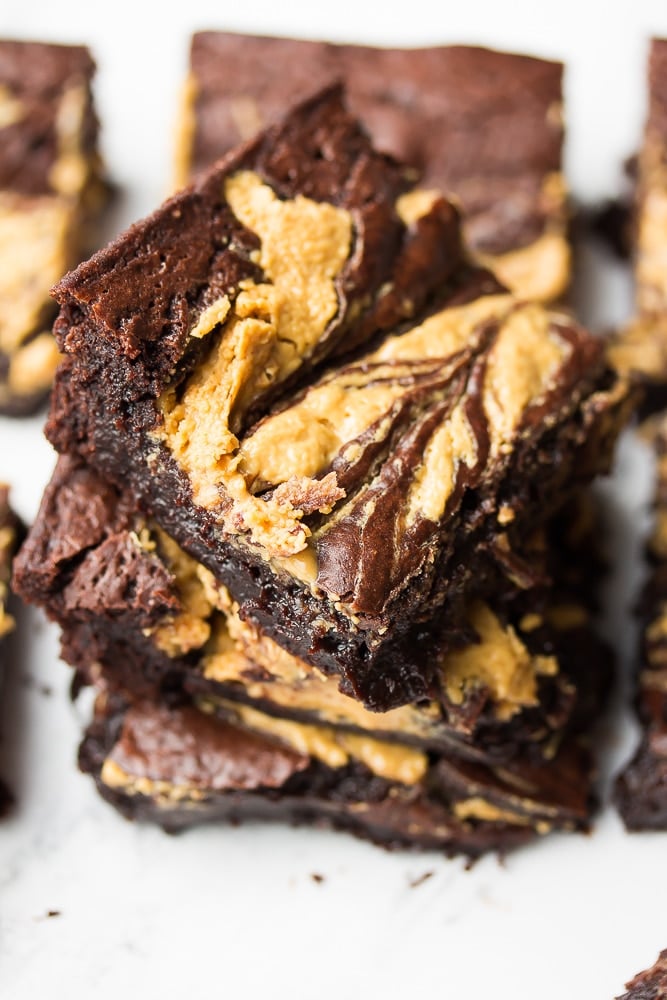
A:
<box><xmin>0</xmin><ymin>39</ymin><xmax>97</xmax><ymax>197</ymax></box>
<box><xmin>185</xmin><ymin>33</ymin><xmax>564</xmax><ymax>257</ymax></box>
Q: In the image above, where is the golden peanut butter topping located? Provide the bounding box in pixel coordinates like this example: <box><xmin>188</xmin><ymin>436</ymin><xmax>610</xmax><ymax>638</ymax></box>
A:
<box><xmin>452</xmin><ymin>796</ymin><xmax>536</xmax><ymax>827</ymax></box>
<box><xmin>149</xmin><ymin>529</ymin><xmax>216</xmax><ymax>656</ymax></box>
<box><xmin>0</xmin><ymin>193</ymin><xmax>74</xmax><ymax>355</ymax></box>
<box><xmin>444</xmin><ymin>602</ymin><xmax>558</xmax><ymax>721</ymax></box>
<box><xmin>158</xmin><ymin>171</ymin><xmax>352</xmax><ymax>556</ymax></box>
<box><xmin>0</xmin><ymin>85</ymin><xmax>24</xmax><ymax>128</ymax></box>
<box><xmin>482</xmin><ymin>304</ymin><xmax>569</xmax><ymax>458</ymax></box>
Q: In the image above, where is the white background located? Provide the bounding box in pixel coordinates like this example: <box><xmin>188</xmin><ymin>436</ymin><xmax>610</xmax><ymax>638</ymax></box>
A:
<box><xmin>1</xmin><ymin>1</ymin><xmax>667</xmax><ymax>997</ymax></box>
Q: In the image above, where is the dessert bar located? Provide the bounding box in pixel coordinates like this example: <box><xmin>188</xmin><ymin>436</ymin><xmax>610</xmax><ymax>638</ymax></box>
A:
<box><xmin>0</xmin><ymin>38</ymin><xmax>107</xmax><ymax>415</ymax></box>
<box><xmin>616</xmin><ymin>414</ymin><xmax>667</xmax><ymax>827</ymax></box>
<box><xmin>176</xmin><ymin>33</ymin><xmax>569</xmax><ymax>301</ymax></box>
<box><xmin>609</xmin><ymin>38</ymin><xmax>667</xmax><ymax>411</ymax></box>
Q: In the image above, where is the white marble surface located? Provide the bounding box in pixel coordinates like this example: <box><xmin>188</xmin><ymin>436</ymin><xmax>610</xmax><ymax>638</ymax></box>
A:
<box><xmin>2</xmin><ymin>2</ymin><xmax>667</xmax><ymax>996</ymax></box>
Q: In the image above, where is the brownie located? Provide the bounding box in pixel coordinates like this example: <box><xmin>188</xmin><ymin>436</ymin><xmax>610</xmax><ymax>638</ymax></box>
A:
<box><xmin>0</xmin><ymin>38</ymin><xmax>108</xmax><ymax>415</ymax></box>
<box><xmin>615</xmin><ymin>414</ymin><xmax>667</xmax><ymax>827</ymax></box>
<box><xmin>176</xmin><ymin>33</ymin><xmax>569</xmax><ymax>302</ymax></box>
<box><xmin>608</xmin><ymin>39</ymin><xmax>667</xmax><ymax>408</ymax></box>
<box><xmin>617</xmin><ymin>950</ymin><xmax>667</xmax><ymax>1000</ymax></box>
<box><xmin>14</xmin><ymin>455</ymin><xmax>613</xmax><ymax>773</ymax></box>
<box><xmin>44</xmin><ymin>86</ymin><xmax>632</xmax><ymax>709</ymax></box>
<box><xmin>78</xmin><ymin>691</ymin><xmax>595</xmax><ymax>855</ymax></box>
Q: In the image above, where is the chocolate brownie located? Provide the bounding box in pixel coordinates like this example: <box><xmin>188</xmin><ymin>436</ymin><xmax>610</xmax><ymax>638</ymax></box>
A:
<box><xmin>14</xmin><ymin>455</ymin><xmax>613</xmax><ymax>770</ymax></box>
<box><xmin>78</xmin><ymin>691</ymin><xmax>595</xmax><ymax>854</ymax></box>
<box><xmin>0</xmin><ymin>38</ymin><xmax>108</xmax><ymax>415</ymax></box>
<box><xmin>617</xmin><ymin>950</ymin><xmax>667</xmax><ymax>999</ymax></box>
<box><xmin>615</xmin><ymin>414</ymin><xmax>667</xmax><ymax>827</ymax></box>
<box><xmin>608</xmin><ymin>39</ymin><xmax>667</xmax><ymax>409</ymax></box>
<box><xmin>176</xmin><ymin>33</ymin><xmax>569</xmax><ymax>302</ymax></box>
<box><xmin>44</xmin><ymin>86</ymin><xmax>632</xmax><ymax>709</ymax></box>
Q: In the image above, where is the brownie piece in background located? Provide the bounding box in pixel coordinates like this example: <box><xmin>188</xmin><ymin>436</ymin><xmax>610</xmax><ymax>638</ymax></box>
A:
<box><xmin>175</xmin><ymin>32</ymin><xmax>569</xmax><ymax>303</ymax></box>
<box><xmin>44</xmin><ymin>87</ymin><xmax>631</xmax><ymax>710</ymax></box>
<box><xmin>609</xmin><ymin>38</ymin><xmax>667</xmax><ymax>411</ymax></box>
<box><xmin>616</xmin><ymin>414</ymin><xmax>667</xmax><ymax>828</ymax></box>
<box><xmin>616</xmin><ymin>950</ymin><xmax>667</xmax><ymax>999</ymax></box>
<box><xmin>0</xmin><ymin>38</ymin><xmax>109</xmax><ymax>415</ymax></box>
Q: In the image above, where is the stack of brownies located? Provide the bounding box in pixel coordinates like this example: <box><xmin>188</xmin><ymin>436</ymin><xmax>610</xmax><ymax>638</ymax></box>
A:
<box><xmin>15</xmin><ymin>83</ymin><xmax>633</xmax><ymax>856</ymax></box>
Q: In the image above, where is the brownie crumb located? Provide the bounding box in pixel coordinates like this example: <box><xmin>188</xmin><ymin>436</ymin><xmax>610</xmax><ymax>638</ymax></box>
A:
<box><xmin>409</xmin><ymin>871</ymin><xmax>434</xmax><ymax>889</ymax></box>
<box><xmin>46</xmin><ymin>910</ymin><xmax>61</xmax><ymax>918</ymax></box>
<box><xmin>310</xmin><ymin>873</ymin><xmax>325</xmax><ymax>884</ymax></box>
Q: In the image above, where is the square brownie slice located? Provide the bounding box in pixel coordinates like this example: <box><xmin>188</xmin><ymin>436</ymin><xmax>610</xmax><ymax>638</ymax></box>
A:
<box><xmin>615</xmin><ymin>413</ymin><xmax>667</xmax><ymax>828</ymax></box>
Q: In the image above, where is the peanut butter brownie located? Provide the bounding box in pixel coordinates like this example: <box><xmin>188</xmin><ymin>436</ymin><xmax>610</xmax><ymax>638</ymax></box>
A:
<box><xmin>616</xmin><ymin>414</ymin><xmax>667</xmax><ymax>827</ymax></box>
<box><xmin>45</xmin><ymin>86</ymin><xmax>632</xmax><ymax>710</ymax></box>
<box><xmin>616</xmin><ymin>950</ymin><xmax>667</xmax><ymax>999</ymax></box>
<box><xmin>176</xmin><ymin>33</ymin><xmax>569</xmax><ymax>302</ymax></box>
<box><xmin>76</xmin><ymin>690</ymin><xmax>596</xmax><ymax>855</ymax></box>
<box><xmin>608</xmin><ymin>39</ymin><xmax>667</xmax><ymax>409</ymax></box>
<box><xmin>0</xmin><ymin>38</ymin><xmax>108</xmax><ymax>415</ymax></box>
